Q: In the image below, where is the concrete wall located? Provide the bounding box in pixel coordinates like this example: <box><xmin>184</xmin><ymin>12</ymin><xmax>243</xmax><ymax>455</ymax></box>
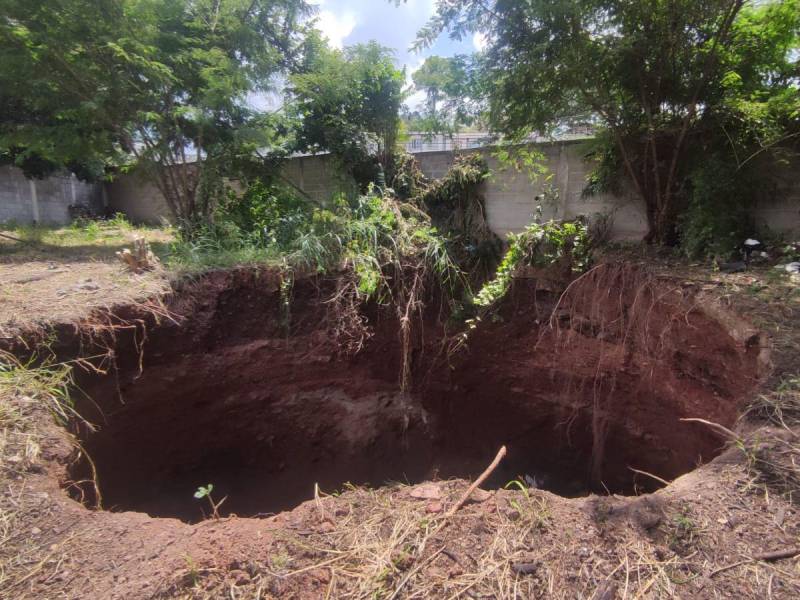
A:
<box><xmin>411</xmin><ymin>143</ymin><xmax>648</xmax><ymax>240</ymax></box>
<box><xmin>749</xmin><ymin>157</ymin><xmax>800</xmax><ymax>234</ymax></box>
<box><xmin>104</xmin><ymin>140</ymin><xmax>800</xmax><ymax>240</ymax></box>
<box><xmin>107</xmin><ymin>169</ymin><xmax>171</xmax><ymax>225</ymax></box>
<box><xmin>279</xmin><ymin>141</ymin><xmax>649</xmax><ymax>240</ymax></box>
<box><xmin>0</xmin><ymin>165</ymin><xmax>104</xmax><ymax>225</ymax></box>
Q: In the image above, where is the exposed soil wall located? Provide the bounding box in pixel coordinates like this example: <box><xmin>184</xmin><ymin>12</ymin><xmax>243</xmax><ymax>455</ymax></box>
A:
<box><xmin>64</xmin><ymin>265</ymin><xmax>767</xmax><ymax>522</ymax></box>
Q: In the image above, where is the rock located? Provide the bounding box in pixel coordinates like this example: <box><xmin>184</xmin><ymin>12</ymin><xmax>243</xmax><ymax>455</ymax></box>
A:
<box><xmin>317</xmin><ymin>520</ymin><xmax>335</xmax><ymax>533</ymax></box>
<box><xmin>426</xmin><ymin>501</ymin><xmax>443</xmax><ymax>514</ymax></box>
<box><xmin>465</xmin><ymin>488</ymin><xmax>492</xmax><ymax>504</ymax></box>
<box><xmin>409</xmin><ymin>483</ymin><xmax>442</xmax><ymax>500</ymax></box>
<box><xmin>31</xmin><ymin>527</ymin><xmax>41</xmax><ymax>535</ymax></box>
<box><xmin>512</xmin><ymin>562</ymin><xmax>538</xmax><ymax>575</ymax></box>
<box><xmin>718</xmin><ymin>261</ymin><xmax>746</xmax><ymax>273</ymax></box>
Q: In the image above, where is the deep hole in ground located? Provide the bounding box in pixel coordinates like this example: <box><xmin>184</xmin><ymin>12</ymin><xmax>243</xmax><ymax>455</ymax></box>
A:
<box><xmin>64</xmin><ymin>266</ymin><xmax>767</xmax><ymax>523</ymax></box>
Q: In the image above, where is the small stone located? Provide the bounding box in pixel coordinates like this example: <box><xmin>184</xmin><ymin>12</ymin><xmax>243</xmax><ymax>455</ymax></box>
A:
<box><xmin>230</xmin><ymin>570</ymin><xmax>250</xmax><ymax>585</ymax></box>
<box><xmin>426</xmin><ymin>501</ymin><xmax>443</xmax><ymax>514</ymax></box>
<box><xmin>31</xmin><ymin>527</ymin><xmax>41</xmax><ymax>535</ymax></box>
<box><xmin>512</xmin><ymin>562</ymin><xmax>538</xmax><ymax>575</ymax></box>
<box><xmin>719</xmin><ymin>261</ymin><xmax>746</xmax><ymax>273</ymax></box>
<box><xmin>465</xmin><ymin>488</ymin><xmax>492</xmax><ymax>504</ymax></box>
<box><xmin>409</xmin><ymin>483</ymin><xmax>441</xmax><ymax>500</ymax></box>
<box><xmin>317</xmin><ymin>520</ymin><xmax>335</xmax><ymax>533</ymax></box>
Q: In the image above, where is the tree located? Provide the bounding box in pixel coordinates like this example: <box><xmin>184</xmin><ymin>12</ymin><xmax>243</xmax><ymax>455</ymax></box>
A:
<box><xmin>0</xmin><ymin>0</ymin><xmax>313</xmax><ymax>223</ymax></box>
<box><xmin>411</xmin><ymin>55</ymin><xmax>479</xmax><ymax>135</ymax></box>
<box><xmin>415</xmin><ymin>0</ymin><xmax>800</xmax><ymax>243</ymax></box>
<box><xmin>287</xmin><ymin>41</ymin><xmax>405</xmax><ymax>189</ymax></box>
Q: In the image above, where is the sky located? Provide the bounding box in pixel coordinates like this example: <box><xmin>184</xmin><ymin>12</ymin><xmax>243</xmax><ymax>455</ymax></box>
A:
<box><xmin>309</xmin><ymin>0</ymin><xmax>484</xmax><ymax>109</ymax></box>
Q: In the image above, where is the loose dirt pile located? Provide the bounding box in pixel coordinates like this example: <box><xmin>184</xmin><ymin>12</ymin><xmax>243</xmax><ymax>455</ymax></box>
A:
<box><xmin>2</xmin><ymin>262</ymin><xmax>798</xmax><ymax>599</ymax></box>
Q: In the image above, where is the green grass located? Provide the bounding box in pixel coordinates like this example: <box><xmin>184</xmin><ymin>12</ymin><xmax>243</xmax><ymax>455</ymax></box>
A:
<box><xmin>1</xmin><ymin>214</ymin><xmax>174</xmax><ymax>262</ymax></box>
<box><xmin>0</xmin><ymin>350</ymin><xmax>81</xmax><ymax>430</ymax></box>
<box><xmin>165</xmin><ymin>232</ymin><xmax>281</xmax><ymax>274</ymax></box>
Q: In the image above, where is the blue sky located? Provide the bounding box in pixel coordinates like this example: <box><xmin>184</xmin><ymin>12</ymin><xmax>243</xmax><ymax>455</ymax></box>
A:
<box><xmin>310</xmin><ymin>0</ymin><xmax>484</xmax><ymax>108</ymax></box>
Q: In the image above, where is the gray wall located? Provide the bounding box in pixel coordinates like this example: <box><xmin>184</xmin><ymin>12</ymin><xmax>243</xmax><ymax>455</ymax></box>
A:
<box><xmin>0</xmin><ymin>165</ymin><xmax>104</xmax><ymax>225</ymax></box>
<box><xmin>413</xmin><ymin>143</ymin><xmax>648</xmax><ymax>240</ymax></box>
<box><xmin>107</xmin><ymin>169</ymin><xmax>172</xmax><ymax>225</ymax></box>
<box><xmin>104</xmin><ymin>139</ymin><xmax>800</xmax><ymax>241</ymax></box>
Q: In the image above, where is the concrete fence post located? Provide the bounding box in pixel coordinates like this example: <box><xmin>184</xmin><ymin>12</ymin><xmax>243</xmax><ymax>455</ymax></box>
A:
<box><xmin>29</xmin><ymin>179</ymin><xmax>40</xmax><ymax>223</ymax></box>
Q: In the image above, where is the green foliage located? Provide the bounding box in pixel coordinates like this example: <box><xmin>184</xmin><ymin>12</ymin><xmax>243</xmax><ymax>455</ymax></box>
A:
<box><xmin>474</xmin><ymin>220</ymin><xmax>590</xmax><ymax>308</ymax></box>
<box><xmin>194</xmin><ymin>483</ymin><xmax>226</xmax><ymax>519</ymax></box>
<box><xmin>288</xmin><ymin>41</ymin><xmax>405</xmax><ymax>189</ymax></box>
<box><xmin>0</xmin><ymin>350</ymin><xmax>79</xmax><ymax>428</ymax></box>
<box><xmin>284</xmin><ymin>191</ymin><xmax>461</xmax><ymax>300</ymax></box>
<box><xmin>492</xmin><ymin>146</ymin><xmax>549</xmax><ymax>185</ymax></box>
<box><xmin>416</xmin><ymin>0</ymin><xmax>800</xmax><ymax>244</ymax></box>
<box><xmin>582</xmin><ymin>134</ymin><xmax>624</xmax><ymax>199</ymax></box>
<box><xmin>166</xmin><ymin>220</ymin><xmax>275</xmax><ymax>273</ymax></box>
<box><xmin>0</xmin><ymin>0</ymin><xmax>313</xmax><ymax>219</ymax></box>
<box><xmin>224</xmin><ymin>180</ymin><xmax>313</xmax><ymax>248</ymax></box>
<box><xmin>678</xmin><ymin>157</ymin><xmax>759</xmax><ymax>259</ymax></box>
<box><xmin>193</xmin><ymin>484</ymin><xmax>214</xmax><ymax>500</ymax></box>
<box><xmin>411</xmin><ymin>55</ymin><xmax>477</xmax><ymax>135</ymax></box>
<box><xmin>419</xmin><ymin>154</ymin><xmax>500</xmax><ymax>278</ymax></box>
<box><xmin>421</xmin><ymin>154</ymin><xmax>488</xmax><ymax>208</ymax></box>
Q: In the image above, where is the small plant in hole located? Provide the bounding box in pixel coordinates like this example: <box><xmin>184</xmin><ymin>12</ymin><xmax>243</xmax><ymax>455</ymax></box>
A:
<box><xmin>503</xmin><ymin>479</ymin><xmax>551</xmax><ymax>529</ymax></box>
<box><xmin>194</xmin><ymin>484</ymin><xmax>227</xmax><ymax>519</ymax></box>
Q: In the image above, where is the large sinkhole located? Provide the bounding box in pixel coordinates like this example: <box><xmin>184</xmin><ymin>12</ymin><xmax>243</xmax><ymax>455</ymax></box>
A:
<box><xmin>65</xmin><ymin>267</ymin><xmax>767</xmax><ymax>523</ymax></box>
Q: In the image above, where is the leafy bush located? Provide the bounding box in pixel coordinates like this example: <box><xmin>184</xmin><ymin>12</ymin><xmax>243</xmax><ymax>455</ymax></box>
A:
<box><xmin>678</xmin><ymin>158</ymin><xmax>759</xmax><ymax>259</ymax></box>
<box><xmin>474</xmin><ymin>219</ymin><xmax>590</xmax><ymax>307</ymax></box>
<box><xmin>222</xmin><ymin>181</ymin><xmax>313</xmax><ymax>250</ymax></box>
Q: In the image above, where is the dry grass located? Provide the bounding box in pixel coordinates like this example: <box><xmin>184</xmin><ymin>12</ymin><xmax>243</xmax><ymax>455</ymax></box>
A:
<box><xmin>0</xmin><ymin>350</ymin><xmax>81</xmax><ymax>596</ymax></box>
<box><xmin>0</xmin><ymin>220</ymin><xmax>172</xmax><ymax>337</ymax></box>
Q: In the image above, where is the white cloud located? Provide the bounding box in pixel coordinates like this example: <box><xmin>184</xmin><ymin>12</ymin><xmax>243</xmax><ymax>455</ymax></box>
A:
<box><xmin>402</xmin><ymin>57</ymin><xmax>427</xmax><ymax>109</ymax></box>
<box><xmin>314</xmin><ymin>8</ymin><xmax>357</xmax><ymax>49</ymax></box>
<box><xmin>472</xmin><ymin>31</ymin><xmax>488</xmax><ymax>51</ymax></box>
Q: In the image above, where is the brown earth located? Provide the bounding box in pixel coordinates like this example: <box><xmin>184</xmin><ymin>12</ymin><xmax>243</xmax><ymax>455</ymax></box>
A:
<box><xmin>2</xmin><ymin>262</ymin><xmax>798</xmax><ymax>599</ymax></box>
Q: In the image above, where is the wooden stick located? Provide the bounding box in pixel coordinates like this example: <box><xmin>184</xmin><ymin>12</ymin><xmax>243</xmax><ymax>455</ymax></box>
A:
<box><xmin>709</xmin><ymin>547</ymin><xmax>800</xmax><ymax>577</ymax></box>
<box><xmin>0</xmin><ymin>232</ymin><xmax>26</xmax><ymax>243</ymax></box>
<box><xmin>445</xmin><ymin>445</ymin><xmax>507</xmax><ymax>518</ymax></box>
<box><xmin>753</xmin><ymin>547</ymin><xmax>800</xmax><ymax>562</ymax></box>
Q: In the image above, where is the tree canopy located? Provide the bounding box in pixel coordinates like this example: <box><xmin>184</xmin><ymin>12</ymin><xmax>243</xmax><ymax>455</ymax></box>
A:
<box><xmin>410</xmin><ymin>55</ymin><xmax>476</xmax><ymax>135</ymax></box>
<box><xmin>287</xmin><ymin>41</ymin><xmax>405</xmax><ymax>189</ymax></box>
<box><xmin>0</xmin><ymin>0</ymin><xmax>312</xmax><ymax>222</ymax></box>
<box><xmin>416</xmin><ymin>0</ymin><xmax>800</xmax><ymax>244</ymax></box>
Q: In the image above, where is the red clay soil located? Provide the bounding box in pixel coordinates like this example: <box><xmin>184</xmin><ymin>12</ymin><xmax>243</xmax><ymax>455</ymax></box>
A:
<box><xmin>3</xmin><ymin>263</ymin><xmax>782</xmax><ymax>599</ymax></box>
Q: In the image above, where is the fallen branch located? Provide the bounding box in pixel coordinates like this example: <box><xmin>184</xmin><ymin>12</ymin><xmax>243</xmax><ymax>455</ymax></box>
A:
<box><xmin>753</xmin><ymin>547</ymin><xmax>800</xmax><ymax>562</ymax></box>
<box><xmin>708</xmin><ymin>547</ymin><xmax>800</xmax><ymax>577</ymax></box>
<box><xmin>0</xmin><ymin>231</ymin><xmax>26</xmax><ymax>243</ymax></box>
<box><xmin>445</xmin><ymin>445</ymin><xmax>507</xmax><ymax>518</ymax></box>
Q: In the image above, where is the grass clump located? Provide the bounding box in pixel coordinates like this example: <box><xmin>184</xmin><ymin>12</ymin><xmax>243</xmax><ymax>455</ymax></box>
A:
<box><xmin>742</xmin><ymin>377</ymin><xmax>800</xmax><ymax>503</ymax></box>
